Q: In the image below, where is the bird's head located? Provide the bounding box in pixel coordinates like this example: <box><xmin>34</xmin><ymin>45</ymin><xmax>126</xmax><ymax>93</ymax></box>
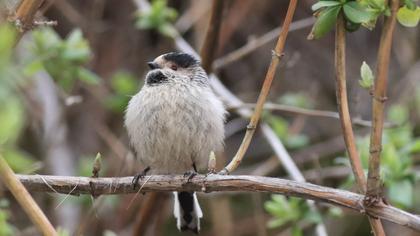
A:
<box><xmin>145</xmin><ymin>52</ymin><xmax>207</xmax><ymax>86</ymax></box>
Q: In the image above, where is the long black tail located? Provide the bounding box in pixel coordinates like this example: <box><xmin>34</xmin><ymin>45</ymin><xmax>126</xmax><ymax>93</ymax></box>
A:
<box><xmin>173</xmin><ymin>191</ymin><xmax>203</xmax><ymax>234</ymax></box>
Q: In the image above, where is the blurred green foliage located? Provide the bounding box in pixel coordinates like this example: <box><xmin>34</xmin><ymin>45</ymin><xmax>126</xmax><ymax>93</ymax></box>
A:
<box><xmin>105</xmin><ymin>71</ymin><xmax>140</xmax><ymax>113</ymax></box>
<box><xmin>135</xmin><ymin>0</ymin><xmax>178</xmax><ymax>37</ymax></box>
<box><xmin>24</xmin><ymin>28</ymin><xmax>99</xmax><ymax>90</ymax></box>
<box><xmin>266</xmin><ymin>93</ymin><xmax>312</xmax><ymax>149</ymax></box>
<box><xmin>0</xmin><ymin>24</ymin><xmax>37</xmax><ymax>174</ymax></box>
<box><xmin>0</xmin><ymin>199</ymin><xmax>14</xmax><ymax>236</ymax></box>
<box><xmin>337</xmin><ymin>105</ymin><xmax>420</xmax><ymax>209</ymax></box>
<box><xmin>265</xmin><ymin>195</ymin><xmax>321</xmax><ymax>235</ymax></box>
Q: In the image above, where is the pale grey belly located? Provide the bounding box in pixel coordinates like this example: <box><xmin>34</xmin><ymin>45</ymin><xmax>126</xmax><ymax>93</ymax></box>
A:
<box><xmin>135</xmin><ymin>108</ymin><xmax>210</xmax><ymax>175</ymax></box>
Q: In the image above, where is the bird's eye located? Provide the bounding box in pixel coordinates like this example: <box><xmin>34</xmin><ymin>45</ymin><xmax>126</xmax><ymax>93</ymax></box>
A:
<box><xmin>170</xmin><ymin>64</ymin><xmax>178</xmax><ymax>71</ymax></box>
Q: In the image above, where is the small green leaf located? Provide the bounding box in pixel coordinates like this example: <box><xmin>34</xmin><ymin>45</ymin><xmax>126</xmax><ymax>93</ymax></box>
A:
<box><xmin>312</xmin><ymin>1</ymin><xmax>342</xmax><ymax>11</ymax></box>
<box><xmin>397</xmin><ymin>6</ymin><xmax>420</xmax><ymax>27</ymax></box>
<box><xmin>308</xmin><ymin>6</ymin><xmax>341</xmax><ymax>40</ymax></box>
<box><xmin>359</xmin><ymin>61</ymin><xmax>374</xmax><ymax>89</ymax></box>
<box><xmin>343</xmin><ymin>2</ymin><xmax>376</xmax><ymax>23</ymax></box>
<box><xmin>77</xmin><ymin>68</ymin><xmax>100</xmax><ymax>84</ymax></box>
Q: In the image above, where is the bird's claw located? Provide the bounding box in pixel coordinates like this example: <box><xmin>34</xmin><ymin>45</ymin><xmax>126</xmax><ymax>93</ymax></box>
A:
<box><xmin>183</xmin><ymin>170</ymin><xmax>197</xmax><ymax>182</ymax></box>
<box><xmin>132</xmin><ymin>166</ymin><xmax>150</xmax><ymax>190</ymax></box>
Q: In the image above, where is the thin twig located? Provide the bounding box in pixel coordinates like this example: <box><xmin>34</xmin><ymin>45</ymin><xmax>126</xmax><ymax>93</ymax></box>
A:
<box><xmin>9</xmin><ymin>0</ymin><xmax>45</xmax><ymax>42</ymax></box>
<box><xmin>200</xmin><ymin>0</ymin><xmax>224</xmax><ymax>73</ymax></box>
<box><xmin>366</xmin><ymin>0</ymin><xmax>399</xmax><ymax>200</ymax></box>
<box><xmin>0</xmin><ymin>157</ymin><xmax>56</xmax><ymax>235</ymax></box>
<box><xmin>222</xmin><ymin>0</ymin><xmax>298</xmax><ymax>174</ymax></box>
<box><xmin>15</xmin><ymin>174</ymin><xmax>420</xmax><ymax>232</ymax></box>
<box><xmin>213</xmin><ymin>17</ymin><xmax>315</xmax><ymax>70</ymax></box>
<box><xmin>334</xmin><ymin>14</ymin><xmax>385</xmax><ymax>235</ymax></box>
<box><xmin>227</xmin><ymin>103</ymin><xmax>396</xmax><ymax>128</ymax></box>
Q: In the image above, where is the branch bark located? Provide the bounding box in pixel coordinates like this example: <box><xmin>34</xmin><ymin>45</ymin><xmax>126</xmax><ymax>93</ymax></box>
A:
<box><xmin>366</xmin><ymin>0</ymin><xmax>399</xmax><ymax>200</ymax></box>
<box><xmin>222</xmin><ymin>0</ymin><xmax>298</xmax><ymax>174</ymax></box>
<box><xmin>334</xmin><ymin>14</ymin><xmax>385</xmax><ymax>235</ymax></box>
<box><xmin>0</xmin><ymin>158</ymin><xmax>56</xmax><ymax>236</ymax></box>
<box><xmin>15</xmin><ymin>174</ymin><xmax>420</xmax><ymax>232</ymax></box>
<box><xmin>200</xmin><ymin>0</ymin><xmax>224</xmax><ymax>73</ymax></box>
<box><xmin>9</xmin><ymin>0</ymin><xmax>45</xmax><ymax>42</ymax></box>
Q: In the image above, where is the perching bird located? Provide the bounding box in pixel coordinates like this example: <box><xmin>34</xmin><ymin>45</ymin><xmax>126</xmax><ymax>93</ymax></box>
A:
<box><xmin>125</xmin><ymin>52</ymin><xmax>226</xmax><ymax>233</ymax></box>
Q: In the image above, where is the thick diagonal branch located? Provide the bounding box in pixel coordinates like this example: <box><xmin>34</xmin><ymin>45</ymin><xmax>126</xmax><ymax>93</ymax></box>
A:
<box><xmin>222</xmin><ymin>0</ymin><xmax>298</xmax><ymax>174</ymax></box>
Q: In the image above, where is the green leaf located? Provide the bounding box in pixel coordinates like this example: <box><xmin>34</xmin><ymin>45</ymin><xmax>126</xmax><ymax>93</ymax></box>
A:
<box><xmin>397</xmin><ymin>6</ymin><xmax>420</xmax><ymax>27</ymax></box>
<box><xmin>3</xmin><ymin>149</ymin><xmax>36</xmax><ymax>173</ymax></box>
<box><xmin>278</xmin><ymin>93</ymin><xmax>313</xmax><ymax>109</ymax></box>
<box><xmin>404</xmin><ymin>0</ymin><xmax>417</xmax><ymax>11</ymax></box>
<box><xmin>312</xmin><ymin>1</ymin><xmax>342</xmax><ymax>11</ymax></box>
<box><xmin>308</xmin><ymin>6</ymin><xmax>341</xmax><ymax>40</ymax></box>
<box><xmin>359</xmin><ymin>61</ymin><xmax>374</xmax><ymax>89</ymax></box>
<box><xmin>388</xmin><ymin>180</ymin><xmax>413</xmax><ymax>208</ymax></box>
<box><xmin>267</xmin><ymin>115</ymin><xmax>288</xmax><ymax>138</ymax></box>
<box><xmin>0</xmin><ymin>98</ymin><xmax>24</xmax><ymax>145</ymax></box>
<box><xmin>388</xmin><ymin>105</ymin><xmax>408</xmax><ymax>124</ymax></box>
<box><xmin>77</xmin><ymin>68</ymin><xmax>100</xmax><ymax>84</ymax></box>
<box><xmin>343</xmin><ymin>2</ymin><xmax>376</xmax><ymax>23</ymax></box>
<box><xmin>364</xmin><ymin>0</ymin><xmax>386</xmax><ymax>11</ymax></box>
<box><xmin>291</xmin><ymin>226</ymin><xmax>303</xmax><ymax>236</ymax></box>
<box><xmin>111</xmin><ymin>72</ymin><xmax>138</xmax><ymax>95</ymax></box>
<box><xmin>23</xmin><ymin>59</ymin><xmax>44</xmax><ymax>76</ymax></box>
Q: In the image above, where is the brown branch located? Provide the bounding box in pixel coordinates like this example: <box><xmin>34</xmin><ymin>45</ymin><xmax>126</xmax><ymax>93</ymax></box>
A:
<box><xmin>15</xmin><ymin>174</ymin><xmax>420</xmax><ymax>232</ymax></box>
<box><xmin>9</xmin><ymin>0</ymin><xmax>45</xmax><ymax>42</ymax></box>
<box><xmin>0</xmin><ymin>157</ymin><xmax>56</xmax><ymax>235</ymax></box>
<box><xmin>213</xmin><ymin>17</ymin><xmax>314</xmax><ymax>70</ymax></box>
<box><xmin>222</xmin><ymin>0</ymin><xmax>298</xmax><ymax>174</ymax></box>
<box><xmin>227</xmin><ymin>103</ymin><xmax>396</xmax><ymax>128</ymax></box>
<box><xmin>200</xmin><ymin>0</ymin><xmax>224</xmax><ymax>73</ymax></box>
<box><xmin>366</xmin><ymin>0</ymin><xmax>399</xmax><ymax>200</ymax></box>
<box><xmin>335</xmin><ymin>14</ymin><xmax>385</xmax><ymax>236</ymax></box>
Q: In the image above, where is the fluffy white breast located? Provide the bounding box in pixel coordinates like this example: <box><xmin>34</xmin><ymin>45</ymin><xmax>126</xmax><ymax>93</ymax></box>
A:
<box><xmin>125</xmin><ymin>82</ymin><xmax>225</xmax><ymax>174</ymax></box>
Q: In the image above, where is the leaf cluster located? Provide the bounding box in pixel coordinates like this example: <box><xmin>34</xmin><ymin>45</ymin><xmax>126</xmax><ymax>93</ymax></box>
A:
<box><xmin>135</xmin><ymin>0</ymin><xmax>178</xmax><ymax>37</ymax></box>
<box><xmin>24</xmin><ymin>28</ymin><xmax>99</xmax><ymax>90</ymax></box>
<box><xmin>309</xmin><ymin>0</ymin><xmax>420</xmax><ymax>39</ymax></box>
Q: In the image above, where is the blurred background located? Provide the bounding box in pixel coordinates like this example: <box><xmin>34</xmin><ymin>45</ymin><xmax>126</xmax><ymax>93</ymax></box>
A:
<box><xmin>0</xmin><ymin>0</ymin><xmax>419</xmax><ymax>235</ymax></box>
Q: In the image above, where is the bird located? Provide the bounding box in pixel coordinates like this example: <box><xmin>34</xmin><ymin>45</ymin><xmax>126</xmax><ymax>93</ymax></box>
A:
<box><xmin>124</xmin><ymin>52</ymin><xmax>226</xmax><ymax>233</ymax></box>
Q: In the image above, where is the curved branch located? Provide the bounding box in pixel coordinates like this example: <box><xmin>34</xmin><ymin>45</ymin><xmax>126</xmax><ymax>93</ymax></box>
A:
<box><xmin>16</xmin><ymin>174</ymin><xmax>420</xmax><ymax>232</ymax></box>
<box><xmin>222</xmin><ymin>0</ymin><xmax>298</xmax><ymax>174</ymax></box>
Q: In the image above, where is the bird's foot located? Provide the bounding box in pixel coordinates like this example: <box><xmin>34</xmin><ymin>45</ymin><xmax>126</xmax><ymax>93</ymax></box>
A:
<box><xmin>183</xmin><ymin>170</ymin><xmax>197</xmax><ymax>182</ymax></box>
<box><xmin>132</xmin><ymin>166</ymin><xmax>150</xmax><ymax>190</ymax></box>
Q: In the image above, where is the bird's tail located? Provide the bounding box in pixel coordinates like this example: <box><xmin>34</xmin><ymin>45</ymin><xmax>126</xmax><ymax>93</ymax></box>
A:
<box><xmin>173</xmin><ymin>191</ymin><xmax>203</xmax><ymax>234</ymax></box>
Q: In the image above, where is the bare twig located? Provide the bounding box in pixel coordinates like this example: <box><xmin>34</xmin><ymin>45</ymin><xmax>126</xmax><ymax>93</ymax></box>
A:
<box><xmin>334</xmin><ymin>14</ymin><xmax>385</xmax><ymax>235</ymax></box>
<box><xmin>15</xmin><ymin>174</ymin><xmax>420</xmax><ymax>232</ymax></box>
<box><xmin>9</xmin><ymin>0</ymin><xmax>45</xmax><ymax>41</ymax></box>
<box><xmin>0</xmin><ymin>157</ymin><xmax>56</xmax><ymax>235</ymax></box>
<box><xmin>366</xmin><ymin>0</ymin><xmax>399</xmax><ymax>200</ymax></box>
<box><xmin>213</xmin><ymin>17</ymin><xmax>315</xmax><ymax>70</ymax></box>
<box><xmin>222</xmin><ymin>0</ymin><xmax>298</xmax><ymax>174</ymax></box>
<box><xmin>227</xmin><ymin>103</ymin><xmax>396</xmax><ymax>128</ymax></box>
<box><xmin>200</xmin><ymin>0</ymin><xmax>224</xmax><ymax>73</ymax></box>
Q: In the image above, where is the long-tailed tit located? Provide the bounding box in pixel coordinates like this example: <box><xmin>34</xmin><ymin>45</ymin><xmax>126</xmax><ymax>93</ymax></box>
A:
<box><xmin>125</xmin><ymin>52</ymin><xmax>226</xmax><ymax>233</ymax></box>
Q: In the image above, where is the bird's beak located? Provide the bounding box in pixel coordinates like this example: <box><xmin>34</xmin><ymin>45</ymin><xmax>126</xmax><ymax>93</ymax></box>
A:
<box><xmin>147</xmin><ymin>62</ymin><xmax>160</xmax><ymax>70</ymax></box>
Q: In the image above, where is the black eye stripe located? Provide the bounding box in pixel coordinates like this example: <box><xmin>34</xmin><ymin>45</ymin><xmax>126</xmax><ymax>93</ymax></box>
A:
<box><xmin>163</xmin><ymin>52</ymin><xmax>199</xmax><ymax>68</ymax></box>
